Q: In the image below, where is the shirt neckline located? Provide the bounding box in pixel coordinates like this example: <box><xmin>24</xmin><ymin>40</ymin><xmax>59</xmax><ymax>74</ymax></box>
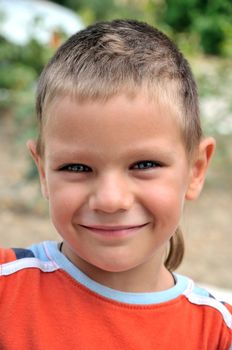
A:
<box><xmin>37</xmin><ymin>241</ymin><xmax>191</xmax><ymax>305</ymax></box>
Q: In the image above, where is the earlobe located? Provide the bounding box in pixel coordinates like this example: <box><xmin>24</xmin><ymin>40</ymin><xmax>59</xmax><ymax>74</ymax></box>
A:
<box><xmin>185</xmin><ymin>137</ymin><xmax>216</xmax><ymax>200</ymax></box>
<box><xmin>27</xmin><ymin>140</ymin><xmax>49</xmax><ymax>199</ymax></box>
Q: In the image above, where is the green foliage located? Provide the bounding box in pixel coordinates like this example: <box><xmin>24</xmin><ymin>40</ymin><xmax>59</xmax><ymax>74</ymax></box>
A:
<box><xmin>160</xmin><ymin>0</ymin><xmax>196</xmax><ymax>31</ymax></box>
<box><xmin>0</xmin><ymin>63</ymin><xmax>35</xmax><ymax>90</ymax></box>
<box><xmin>0</xmin><ymin>22</ymin><xmax>59</xmax><ymax>180</ymax></box>
<box><xmin>0</xmin><ymin>35</ymin><xmax>55</xmax><ymax>150</ymax></box>
<box><xmin>156</xmin><ymin>0</ymin><xmax>232</xmax><ymax>56</ymax></box>
<box><xmin>0</xmin><ymin>36</ymin><xmax>53</xmax><ymax>82</ymax></box>
<box><xmin>0</xmin><ymin>36</ymin><xmax>53</xmax><ymax>103</ymax></box>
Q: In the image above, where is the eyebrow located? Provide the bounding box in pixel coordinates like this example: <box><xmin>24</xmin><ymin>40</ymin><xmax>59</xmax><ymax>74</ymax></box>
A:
<box><xmin>47</xmin><ymin>144</ymin><xmax>177</xmax><ymax>164</ymax></box>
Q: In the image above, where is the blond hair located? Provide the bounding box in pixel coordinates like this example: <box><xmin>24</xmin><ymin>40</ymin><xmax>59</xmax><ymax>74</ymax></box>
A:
<box><xmin>35</xmin><ymin>19</ymin><xmax>203</xmax><ymax>271</ymax></box>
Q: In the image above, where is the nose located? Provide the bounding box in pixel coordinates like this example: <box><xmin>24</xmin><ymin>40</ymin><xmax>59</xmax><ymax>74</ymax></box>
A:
<box><xmin>88</xmin><ymin>172</ymin><xmax>134</xmax><ymax>213</ymax></box>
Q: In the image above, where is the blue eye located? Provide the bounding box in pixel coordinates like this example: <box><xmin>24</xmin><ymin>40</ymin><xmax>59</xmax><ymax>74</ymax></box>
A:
<box><xmin>61</xmin><ymin>164</ymin><xmax>92</xmax><ymax>172</ymax></box>
<box><xmin>130</xmin><ymin>160</ymin><xmax>161</xmax><ymax>170</ymax></box>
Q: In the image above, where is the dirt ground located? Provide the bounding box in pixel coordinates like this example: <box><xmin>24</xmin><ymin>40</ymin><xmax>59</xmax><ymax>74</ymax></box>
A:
<box><xmin>1</xmin><ymin>115</ymin><xmax>232</xmax><ymax>290</ymax></box>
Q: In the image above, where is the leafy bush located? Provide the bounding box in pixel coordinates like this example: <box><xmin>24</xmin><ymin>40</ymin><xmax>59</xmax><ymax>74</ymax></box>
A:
<box><xmin>154</xmin><ymin>0</ymin><xmax>232</xmax><ymax>56</ymax></box>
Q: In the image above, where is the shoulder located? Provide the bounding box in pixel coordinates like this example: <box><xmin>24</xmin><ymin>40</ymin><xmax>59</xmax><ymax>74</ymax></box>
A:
<box><xmin>175</xmin><ymin>274</ymin><xmax>232</xmax><ymax>348</ymax></box>
<box><xmin>1</xmin><ymin>246</ymin><xmax>35</xmax><ymax>260</ymax></box>
<box><xmin>178</xmin><ymin>274</ymin><xmax>232</xmax><ymax>330</ymax></box>
<box><xmin>0</xmin><ymin>242</ymin><xmax>59</xmax><ymax>277</ymax></box>
<box><xmin>0</xmin><ymin>247</ymin><xmax>35</xmax><ymax>264</ymax></box>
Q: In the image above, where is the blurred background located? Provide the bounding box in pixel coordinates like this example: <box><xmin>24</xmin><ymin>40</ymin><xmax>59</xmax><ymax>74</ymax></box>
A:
<box><xmin>0</xmin><ymin>0</ymin><xmax>231</xmax><ymax>289</ymax></box>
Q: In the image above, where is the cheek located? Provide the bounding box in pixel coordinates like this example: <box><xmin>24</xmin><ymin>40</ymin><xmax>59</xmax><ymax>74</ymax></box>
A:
<box><xmin>141</xmin><ymin>182</ymin><xmax>186</xmax><ymax>219</ymax></box>
<box><xmin>47</xmin><ymin>179</ymin><xmax>87</xmax><ymax>221</ymax></box>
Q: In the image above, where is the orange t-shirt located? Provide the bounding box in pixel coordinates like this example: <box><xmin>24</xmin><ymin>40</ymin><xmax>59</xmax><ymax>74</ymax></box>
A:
<box><xmin>0</xmin><ymin>241</ymin><xmax>231</xmax><ymax>350</ymax></box>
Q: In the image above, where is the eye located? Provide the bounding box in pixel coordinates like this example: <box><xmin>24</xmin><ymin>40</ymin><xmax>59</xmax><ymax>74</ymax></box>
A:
<box><xmin>130</xmin><ymin>160</ymin><xmax>162</xmax><ymax>170</ymax></box>
<box><xmin>60</xmin><ymin>164</ymin><xmax>92</xmax><ymax>172</ymax></box>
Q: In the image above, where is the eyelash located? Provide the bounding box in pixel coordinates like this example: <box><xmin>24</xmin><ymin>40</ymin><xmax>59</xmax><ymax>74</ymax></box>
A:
<box><xmin>60</xmin><ymin>160</ymin><xmax>161</xmax><ymax>173</ymax></box>
<box><xmin>130</xmin><ymin>160</ymin><xmax>162</xmax><ymax>170</ymax></box>
<box><xmin>60</xmin><ymin>164</ymin><xmax>92</xmax><ymax>172</ymax></box>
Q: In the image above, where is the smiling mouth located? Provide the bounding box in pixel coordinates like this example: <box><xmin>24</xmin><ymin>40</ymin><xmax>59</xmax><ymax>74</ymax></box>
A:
<box><xmin>79</xmin><ymin>223</ymin><xmax>149</xmax><ymax>237</ymax></box>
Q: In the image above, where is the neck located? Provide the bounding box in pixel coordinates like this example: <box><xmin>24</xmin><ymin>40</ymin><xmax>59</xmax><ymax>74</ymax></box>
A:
<box><xmin>81</xmin><ymin>262</ymin><xmax>174</xmax><ymax>293</ymax></box>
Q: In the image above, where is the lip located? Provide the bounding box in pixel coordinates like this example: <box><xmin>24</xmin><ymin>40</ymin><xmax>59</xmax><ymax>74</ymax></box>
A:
<box><xmin>79</xmin><ymin>223</ymin><xmax>149</xmax><ymax>238</ymax></box>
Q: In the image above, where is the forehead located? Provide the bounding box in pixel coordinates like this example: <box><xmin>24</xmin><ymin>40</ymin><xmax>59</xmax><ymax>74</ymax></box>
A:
<box><xmin>43</xmin><ymin>93</ymin><xmax>184</xmax><ymax>159</ymax></box>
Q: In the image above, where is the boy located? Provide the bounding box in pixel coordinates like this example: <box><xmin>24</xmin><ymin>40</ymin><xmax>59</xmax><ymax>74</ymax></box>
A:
<box><xmin>0</xmin><ymin>19</ymin><xmax>231</xmax><ymax>349</ymax></box>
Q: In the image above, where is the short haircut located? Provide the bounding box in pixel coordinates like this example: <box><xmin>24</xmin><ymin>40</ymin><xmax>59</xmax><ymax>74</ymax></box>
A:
<box><xmin>36</xmin><ymin>19</ymin><xmax>202</xmax><ymax>155</ymax></box>
<box><xmin>35</xmin><ymin>19</ymin><xmax>203</xmax><ymax>270</ymax></box>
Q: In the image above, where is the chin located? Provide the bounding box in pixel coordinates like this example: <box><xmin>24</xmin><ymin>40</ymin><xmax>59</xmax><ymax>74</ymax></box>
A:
<box><xmin>95</xmin><ymin>260</ymin><xmax>138</xmax><ymax>274</ymax></box>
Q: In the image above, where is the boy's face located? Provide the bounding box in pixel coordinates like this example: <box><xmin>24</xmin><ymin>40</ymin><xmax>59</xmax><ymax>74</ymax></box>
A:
<box><xmin>29</xmin><ymin>93</ymin><xmax>211</xmax><ymax>283</ymax></box>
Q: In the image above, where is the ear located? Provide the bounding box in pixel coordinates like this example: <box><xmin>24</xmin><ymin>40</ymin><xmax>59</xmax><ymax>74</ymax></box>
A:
<box><xmin>27</xmin><ymin>140</ymin><xmax>49</xmax><ymax>199</ymax></box>
<box><xmin>185</xmin><ymin>137</ymin><xmax>216</xmax><ymax>201</ymax></box>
